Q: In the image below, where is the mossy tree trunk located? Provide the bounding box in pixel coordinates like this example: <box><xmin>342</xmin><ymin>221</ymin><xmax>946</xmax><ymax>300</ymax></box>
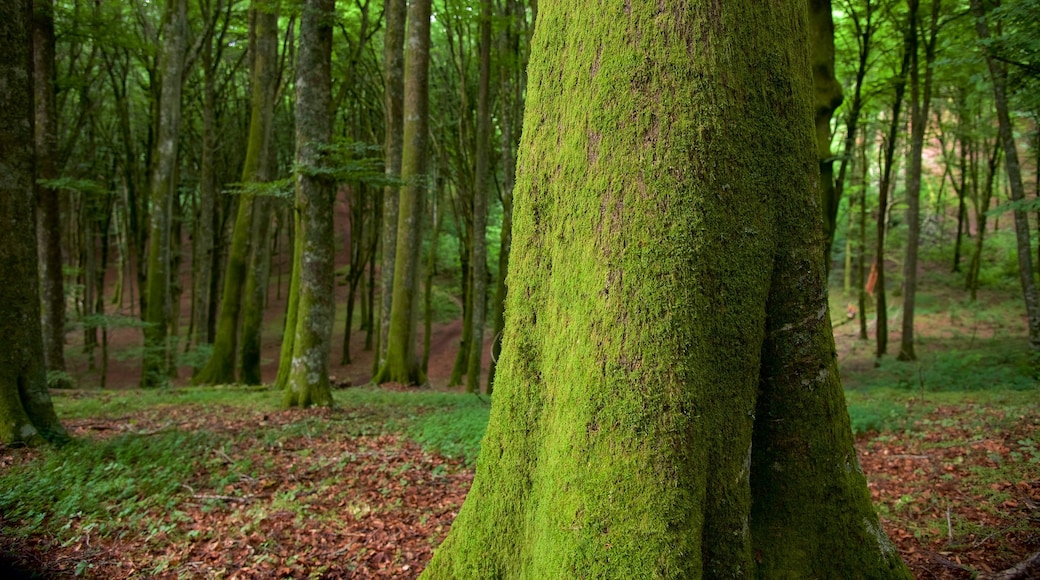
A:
<box><xmin>374</xmin><ymin>0</ymin><xmax>431</xmax><ymax>387</ymax></box>
<box><xmin>376</xmin><ymin>0</ymin><xmax>407</xmax><ymax>372</ymax></box>
<box><xmin>0</xmin><ymin>0</ymin><xmax>68</xmax><ymax>446</ymax></box>
<box><xmin>194</xmin><ymin>0</ymin><xmax>279</xmax><ymax>385</ymax></box>
<box><xmin>33</xmin><ymin>0</ymin><xmax>68</xmax><ymax>386</ymax></box>
<box><xmin>464</xmin><ymin>0</ymin><xmax>493</xmax><ymax>394</ymax></box>
<box><xmin>809</xmin><ymin>0</ymin><xmax>844</xmax><ymax>270</ymax></box>
<box><xmin>421</xmin><ymin>1</ymin><xmax>910</xmax><ymax>577</ymax></box>
<box><xmin>238</xmin><ymin>6</ymin><xmax>279</xmax><ymax>385</ymax></box>
<box><xmin>971</xmin><ymin>0</ymin><xmax>1040</xmax><ymax>352</ymax></box>
<box><xmin>141</xmin><ymin>0</ymin><xmax>188</xmax><ymax>388</ymax></box>
<box><xmin>284</xmin><ymin>0</ymin><xmax>336</xmax><ymax>408</ymax></box>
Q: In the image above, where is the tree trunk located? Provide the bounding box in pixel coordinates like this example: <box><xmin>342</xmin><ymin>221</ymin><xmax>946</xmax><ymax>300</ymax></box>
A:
<box><xmin>423</xmin><ymin>178</ymin><xmax>443</xmax><ymax>374</ymax></box>
<box><xmin>33</xmin><ymin>0</ymin><xmax>68</xmax><ymax>386</ymax></box>
<box><xmin>194</xmin><ymin>0</ymin><xmax>279</xmax><ymax>385</ymax></box>
<box><xmin>141</xmin><ymin>0</ymin><xmax>188</xmax><ymax>388</ymax></box>
<box><xmin>970</xmin><ymin>0</ymin><xmax>1040</xmax><ymax>351</ymax></box>
<box><xmin>465</xmin><ymin>0</ymin><xmax>494</xmax><ymax>393</ymax></box>
<box><xmin>0</xmin><ymin>0</ymin><xmax>68</xmax><ymax>446</ymax></box>
<box><xmin>899</xmin><ymin>0</ymin><xmax>940</xmax><ymax>362</ymax></box>
<box><xmin>874</xmin><ymin>13</ymin><xmax>913</xmax><ymax>362</ymax></box>
<box><xmin>967</xmin><ymin>140</ymin><xmax>1001</xmax><ymax>302</ymax></box>
<box><xmin>376</xmin><ymin>0</ymin><xmax>407</xmax><ymax>370</ymax></box>
<box><xmin>421</xmin><ymin>2</ymin><xmax>910</xmax><ymax>577</ymax></box>
<box><xmin>284</xmin><ymin>0</ymin><xmax>336</xmax><ymax>408</ymax></box>
<box><xmin>809</xmin><ymin>0</ymin><xmax>844</xmax><ymax>269</ymax></box>
<box><xmin>239</xmin><ymin>6</ymin><xmax>280</xmax><ymax>385</ymax></box>
<box><xmin>193</xmin><ymin>21</ymin><xmax>220</xmax><ymax>349</ymax></box>
<box><xmin>374</xmin><ymin>0</ymin><xmax>431</xmax><ymax>386</ymax></box>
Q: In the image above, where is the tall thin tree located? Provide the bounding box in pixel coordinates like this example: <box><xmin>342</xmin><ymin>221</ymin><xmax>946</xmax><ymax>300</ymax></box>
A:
<box><xmin>374</xmin><ymin>0</ymin><xmax>432</xmax><ymax>386</ymax></box>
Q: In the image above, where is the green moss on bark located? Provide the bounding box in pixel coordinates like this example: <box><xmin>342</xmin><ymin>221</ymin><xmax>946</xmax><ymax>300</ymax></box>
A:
<box><xmin>422</xmin><ymin>1</ymin><xmax>910</xmax><ymax>578</ymax></box>
<box><xmin>283</xmin><ymin>0</ymin><xmax>335</xmax><ymax>409</ymax></box>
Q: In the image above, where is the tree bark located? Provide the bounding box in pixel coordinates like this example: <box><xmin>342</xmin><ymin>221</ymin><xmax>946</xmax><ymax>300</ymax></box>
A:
<box><xmin>141</xmin><ymin>0</ymin><xmax>188</xmax><ymax>387</ymax></box>
<box><xmin>194</xmin><ymin>0</ymin><xmax>279</xmax><ymax>385</ymax></box>
<box><xmin>874</xmin><ymin>11</ymin><xmax>913</xmax><ymax>362</ymax></box>
<box><xmin>284</xmin><ymin>0</ymin><xmax>335</xmax><ymax>408</ymax></box>
<box><xmin>33</xmin><ymin>0</ymin><xmax>68</xmax><ymax>386</ymax></box>
<box><xmin>0</xmin><ymin>0</ymin><xmax>68</xmax><ymax>446</ymax></box>
<box><xmin>899</xmin><ymin>0</ymin><xmax>940</xmax><ymax>362</ymax></box>
<box><xmin>465</xmin><ymin>0</ymin><xmax>493</xmax><ymax>393</ymax></box>
<box><xmin>970</xmin><ymin>0</ymin><xmax>1040</xmax><ymax>351</ymax></box>
<box><xmin>421</xmin><ymin>2</ymin><xmax>910</xmax><ymax>577</ymax></box>
<box><xmin>376</xmin><ymin>0</ymin><xmax>408</xmax><ymax>371</ymax></box>
<box><xmin>374</xmin><ymin>0</ymin><xmax>431</xmax><ymax>386</ymax></box>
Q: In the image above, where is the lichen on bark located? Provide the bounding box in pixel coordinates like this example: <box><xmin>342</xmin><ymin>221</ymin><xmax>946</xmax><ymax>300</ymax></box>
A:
<box><xmin>283</xmin><ymin>0</ymin><xmax>335</xmax><ymax>409</ymax></box>
<box><xmin>421</xmin><ymin>1</ymin><xmax>910</xmax><ymax>577</ymax></box>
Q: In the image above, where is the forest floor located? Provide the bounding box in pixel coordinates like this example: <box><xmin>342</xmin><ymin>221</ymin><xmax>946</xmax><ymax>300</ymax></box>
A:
<box><xmin>2</xmin><ymin>266</ymin><xmax>1039</xmax><ymax>577</ymax></box>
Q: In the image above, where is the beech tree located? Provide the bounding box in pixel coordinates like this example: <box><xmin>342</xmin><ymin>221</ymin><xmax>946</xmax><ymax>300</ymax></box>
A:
<box><xmin>374</xmin><ymin>0</ymin><xmax>431</xmax><ymax>386</ymax></box>
<box><xmin>282</xmin><ymin>0</ymin><xmax>335</xmax><ymax>408</ymax></box>
<box><xmin>422</xmin><ymin>1</ymin><xmax>910</xmax><ymax>577</ymax></box>
<box><xmin>0</xmin><ymin>0</ymin><xmax>68</xmax><ymax>445</ymax></box>
<box><xmin>141</xmin><ymin>0</ymin><xmax>189</xmax><ymax>387</ymax></box>
<box><xmin>194</xmin><ymin>0</ymin><xmax>280</xmax><ymax>385</ymax></box>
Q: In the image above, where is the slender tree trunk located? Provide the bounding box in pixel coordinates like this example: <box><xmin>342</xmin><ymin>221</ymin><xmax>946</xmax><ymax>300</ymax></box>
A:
<box><xmin>142</xmin><ymin>0</ymin><xmax>188</xmax><ymax>387</ymax></box>
<box><xmin>899</xmin><ymin>0</ymin><xmax>940</xmax><ymax>362</ymax></box>
<box><xmin>968</xmin><ymin>140</ymin><xmax>1001</xmax><ymax>301</ymax></box>
<box><xmin>970</xmin><ymin>0</ymin><xmax>1040</xmax><ymax>351</ymax></box>
<box><xmin>193</xmin><ymin>28</ymin><xmax>219</xmax><ymax>349</ymax></box>
<box><xmin>33</xmin><ymin>0</ymin><xmax>68</xmax><ymax>386</ymax></box>
<box><xmin>874</xmin><ymin>13</ymin><xmax>913</xmax><ymax>362</ymax></box>
<box><xmin>0</xmin><ymin>0</ymin><xmax>68</xmax><ymax>445</ymax></box>
<box><xmin>284</xmin><ymin>0</ymin><xmax>336</xmax><ymax>408</ymax></box>
<box><xmin>421</xmin><ymin>2</ymin><xmax>910</xmax><ymax>576</ymax></box>
<box><xmin>376</xmin><ymin>0</ymin><xmax>407</xmax><ymax>370</ymax></box>
<box><xmin>374</xmin><ymin>0</ymin><xmax>431</xmax><ymax>386</ymax></box>
<box><xmin>858</xmin><ymin>125</ymin><xmax>869</xmax><ymax>341</ymax></box>
<box><xmin>275</xmin><ymin>213</ymin><xmax>302</xmax><ymax>390</ymax></box>
<box><xmin>423</xmin><ymin>178</ymin><xmax>442</xmax><ymax>373</ymax></box>
<box><xmin>465</xmin><ymin>0</ymin><xmax>493</xmax><ymax>393</ymax></box>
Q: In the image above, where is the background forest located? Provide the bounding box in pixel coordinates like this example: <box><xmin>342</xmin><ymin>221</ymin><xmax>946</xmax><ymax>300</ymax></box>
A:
<box><xmin>1</xmin><ymin>0</ymin><xmax>1039</xmax><ymax>578</ymax></box>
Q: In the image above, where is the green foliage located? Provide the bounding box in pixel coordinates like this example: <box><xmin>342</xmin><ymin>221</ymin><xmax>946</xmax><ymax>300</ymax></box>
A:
<box><xmin>851</xmin><ymin>339</ymin><xmax>1037</xmax><ymax>393</ymax></box>
<box><xmin>407</xmin><ymin>397</ymin><xmax>490</xmax><ymax>465</ymax></box>
<box><xmin>0</xmin><ymin>431</ymin><xmax>214</xmax><ymax>541</ymax></box>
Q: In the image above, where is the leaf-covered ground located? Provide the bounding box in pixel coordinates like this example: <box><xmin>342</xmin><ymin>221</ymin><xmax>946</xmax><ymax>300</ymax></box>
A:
<box><xmin>1</xmin><ymin>389</ymin><xmax>1038</xmax><ymax>579</ymax></box>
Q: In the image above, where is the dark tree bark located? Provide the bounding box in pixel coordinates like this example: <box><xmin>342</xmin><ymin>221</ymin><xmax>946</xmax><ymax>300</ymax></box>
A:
<box><xmin>421</xmin><ymin>1</ymin><xmax>910</xmax><ymax>577</ymax></box>
<box><xmin>33</xmin><ymin>0</ymin><xmax>68</xmax><ymax>386</ymax></box>
<box><xmin>0</xmin><ymin>0</ymin><xmax>68</xmax><ymax>445</ymax></box>
<box><xmin>283</xmin><ymin>0</ymin><xmax>335</xmax><ymax>408</ymax></box>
